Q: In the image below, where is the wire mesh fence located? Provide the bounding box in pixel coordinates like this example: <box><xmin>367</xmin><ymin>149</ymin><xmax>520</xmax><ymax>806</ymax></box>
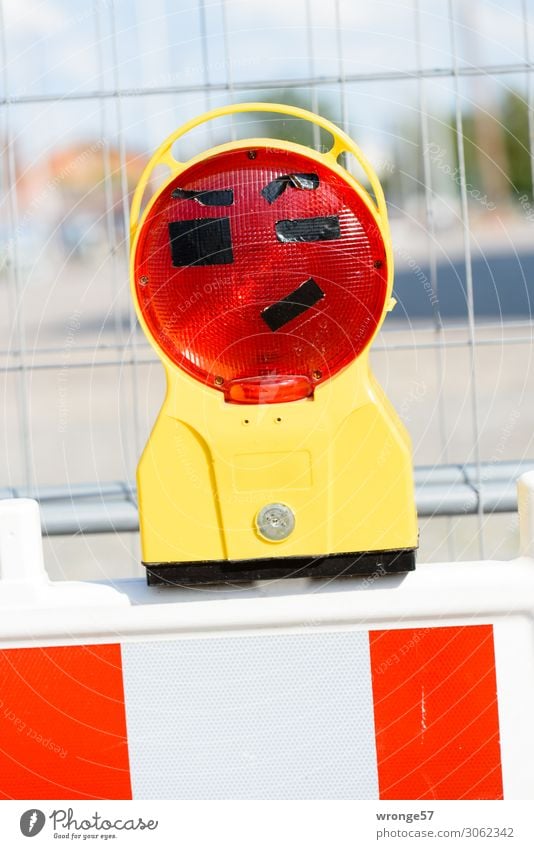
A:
<box><xmin>1</xmin><ymin>0</ymin><xmax>534</xmax><ymax>578</ymax></box>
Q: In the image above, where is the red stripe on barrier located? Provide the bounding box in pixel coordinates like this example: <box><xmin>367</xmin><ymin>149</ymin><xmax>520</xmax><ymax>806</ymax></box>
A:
<box><xmin>369</xmin><ymin>625</ymin><xmax>503</xmax><ymax>800</ymax></box>
<box><xmin>0</xmin><ymin>644</ymin><xmax>132</xmax><ymax>799</ymax></box>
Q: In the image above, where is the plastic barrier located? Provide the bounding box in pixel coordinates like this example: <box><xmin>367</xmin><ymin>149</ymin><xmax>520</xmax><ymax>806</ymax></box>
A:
<box><xmin>1</xmin><ymin>475</ymin><xmax>534</xmax><ymax>800</ymax></box>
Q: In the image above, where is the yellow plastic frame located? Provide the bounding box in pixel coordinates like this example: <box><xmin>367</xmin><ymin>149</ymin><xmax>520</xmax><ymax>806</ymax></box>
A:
<box><xmin>129</xmin><ymin>103</ymin><xmax>417</xmax><ymax>567</ymax></box>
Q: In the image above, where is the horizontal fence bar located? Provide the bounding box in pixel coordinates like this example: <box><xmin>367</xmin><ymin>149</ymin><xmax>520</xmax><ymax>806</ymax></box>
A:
<box><xmin>0</xmin><ymin>320</ymin><xmax>530</xmax><ymax>361</ymax></box>
<box><xmin>0</xmin><ymin>356</ymin><xmax>158</xmax><ymax>372</ymax></box>
<box><xmin>1</xmin><ymin>61</ymin><xmax>534</xmax><ymax>108</ymax></box>
<box><xmin>0</xmin><ymin>329</ymin><xmax>533</xmax><ymax>373</ymax></box>
<box><xmin>1</xmin><ymin>460</ymin><xmax>531</xmax><ymax>536</ymax></box>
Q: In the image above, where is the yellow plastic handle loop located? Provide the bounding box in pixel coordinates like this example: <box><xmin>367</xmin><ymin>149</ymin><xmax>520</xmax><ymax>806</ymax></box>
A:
<box><xmin>130</xmin><ymin>102</ymin><xmax>388</xmax><ymax>243</ymax></box>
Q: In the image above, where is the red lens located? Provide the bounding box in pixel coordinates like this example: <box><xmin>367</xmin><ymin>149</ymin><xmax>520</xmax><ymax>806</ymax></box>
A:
<box><xmin>134</xmin><ymin>146</ymin><xmax>387</xmax><ymax>401</ymax></box>
<box><xmin>225</xmin><ymin>375</ymin><xmax>313</xmax><ymax>405</ymax></box>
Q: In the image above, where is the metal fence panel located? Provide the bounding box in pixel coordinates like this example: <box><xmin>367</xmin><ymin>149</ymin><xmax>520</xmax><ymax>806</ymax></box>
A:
<box><xmin>1</xmin><ymin>0</ymin><xmax>534</xmax><ymax>573</ymax></box>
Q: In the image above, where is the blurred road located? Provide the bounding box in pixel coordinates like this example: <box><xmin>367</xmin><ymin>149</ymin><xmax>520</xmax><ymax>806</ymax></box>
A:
<box><xmin>393</xmin><ymin>251</ymin><xmax>534</xmax><ymax>323</ymax></box>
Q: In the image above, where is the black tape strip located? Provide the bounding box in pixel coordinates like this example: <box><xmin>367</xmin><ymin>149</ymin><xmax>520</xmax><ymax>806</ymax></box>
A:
<box><xmin>261</xmin><ymin>173</ymin><xmax>319</xmax><ymax>204</ymax></box>
<box><xmin>168</xmin><ymin>218</ymin><xmax>233</xmax><ymax>267</ymax></box>
<box><xmin>261</xmin><ymin>277</ymin><xmax>325</xmax><ymax>331</ymax></box>
<box><xmin>171</xmin><ymin>187</ymin><xmax>234</xmax><ymax>206</ymax></box>
<box><xmin>275</xmin><ymin>215</ymin><xmax>340</xmax><ymax>243</ymax></box>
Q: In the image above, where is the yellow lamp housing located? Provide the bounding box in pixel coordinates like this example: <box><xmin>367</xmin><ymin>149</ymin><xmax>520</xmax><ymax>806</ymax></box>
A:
<box><xmin>130</xmin><ymin>102</ymin><xmax>418</xmax><ymax>585</ymax></box>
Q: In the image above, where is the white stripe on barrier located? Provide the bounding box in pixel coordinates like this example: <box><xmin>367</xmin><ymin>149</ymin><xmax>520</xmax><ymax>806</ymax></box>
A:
<box><xmin>122</xmin><ymin>632</ymin><xmax>378</xmax><ymax>800</ymax></box>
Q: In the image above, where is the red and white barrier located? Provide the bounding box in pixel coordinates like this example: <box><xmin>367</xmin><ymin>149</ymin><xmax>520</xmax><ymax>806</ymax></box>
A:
<box><xmin>1</xmin><ymin>476</ymin><xmax>534</xmax><ymax>800</ymax></box>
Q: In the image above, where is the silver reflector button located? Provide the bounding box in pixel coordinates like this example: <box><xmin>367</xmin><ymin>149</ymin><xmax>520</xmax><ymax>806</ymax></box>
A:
<box><xmin>256</xmin><ymin>503</ymin><xmax>295</xmax><ymax>542</ymax></box>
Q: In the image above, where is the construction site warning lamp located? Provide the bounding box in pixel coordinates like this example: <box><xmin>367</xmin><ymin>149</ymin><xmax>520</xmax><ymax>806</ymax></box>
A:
<box><xmin>130</xmin><ymin>103</ymin><xmax>418</xmax><ymax>585</ymax></box>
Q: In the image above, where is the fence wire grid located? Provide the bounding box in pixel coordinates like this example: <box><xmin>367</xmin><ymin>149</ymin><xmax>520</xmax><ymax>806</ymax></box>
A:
<box><xmin>1</xmin><ymin>0</ymin><xmax>534</xmax><ymax>579</ymax></box>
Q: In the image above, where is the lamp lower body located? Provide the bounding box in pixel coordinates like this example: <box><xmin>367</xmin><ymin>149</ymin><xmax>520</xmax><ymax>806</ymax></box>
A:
<box><xmin>144</xmin><ymin>548</ymin><xmax>416</xmax><ymax>586</ymax></box>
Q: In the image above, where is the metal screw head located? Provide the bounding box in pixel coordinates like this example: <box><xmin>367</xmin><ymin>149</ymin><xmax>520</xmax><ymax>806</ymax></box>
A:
<box><xmin>247</xmin><ymin>150</ymin><xmax>257</xmax><ymax>160</ymax></box>
<box><xmin>139</xmin><ymin>275</ymin><xmax>149</xmax><ymax>286</ymax></box>
<box><xmin>214</xmin><ymin>375</ymin><xmax>224</xmax><ymax>386</ymax></box>
<box><xmin>312</xmin><ymin>369</ymin><xmax>322</xmax><ymax>380</ymax></box>
<box><xmin>256</xmin><ymin>503</ymin><xmax>295</xmax><ymax>542</ymax></box>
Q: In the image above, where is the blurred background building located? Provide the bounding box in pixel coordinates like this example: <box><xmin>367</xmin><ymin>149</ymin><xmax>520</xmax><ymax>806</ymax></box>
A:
<box><xmin>1</xmin><ymin>0</ymin><xmax>534</xmax><ymax>579</ymax></box>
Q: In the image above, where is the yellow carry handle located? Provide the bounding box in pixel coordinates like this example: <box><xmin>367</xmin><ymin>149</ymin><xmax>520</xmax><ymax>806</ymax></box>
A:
<box><xmin>129</xmin><ymin>102</ymin><xmax>388</xmax><ymax>243</ymax></box>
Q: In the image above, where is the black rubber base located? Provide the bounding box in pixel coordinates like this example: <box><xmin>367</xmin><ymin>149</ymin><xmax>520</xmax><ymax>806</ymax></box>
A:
<box><xmin>144</xmin><ymin>548</ymin><xmax>416</xmax><ymax>586</ymax></box>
